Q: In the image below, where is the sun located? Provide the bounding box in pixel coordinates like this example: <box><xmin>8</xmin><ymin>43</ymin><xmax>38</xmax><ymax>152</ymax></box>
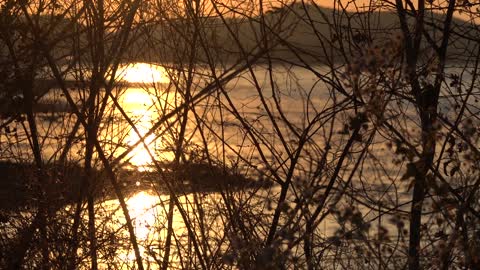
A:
<box><xmin>119</xmin><ymin>62</ymin><xmax>170</xmax><ymax>84</ymax></box>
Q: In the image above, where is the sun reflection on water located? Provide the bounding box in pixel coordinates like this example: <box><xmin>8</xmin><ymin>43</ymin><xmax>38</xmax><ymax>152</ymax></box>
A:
<box><xmin>115</xmin><ymin>62</ymin><xmax>173</xmax><ymax>169</ymax></box>
<box><xmin>120</xmin><ymin>88</ymin><xmax>157</xmax><ymax>169</ymax></box>
<box><xmin>126</xmin><ymin>191</ymin><xmax>159</xmax><ymax>241</ymax></box>
<box><xmin>102</xmin><ymin>191</ymin><xmax>192</xmax><ymax>269</ymax></box>
<box><xmin>106</xmin><ymin>191</ymin><xmax>163</xmax><ymax>268</ymax></box>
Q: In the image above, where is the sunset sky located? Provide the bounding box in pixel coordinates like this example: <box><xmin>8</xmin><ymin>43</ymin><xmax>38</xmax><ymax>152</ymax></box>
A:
<box><xmin>262</xmin><ymin>0</ymin><xmax>476</xmax><ymax>21</ymax></box>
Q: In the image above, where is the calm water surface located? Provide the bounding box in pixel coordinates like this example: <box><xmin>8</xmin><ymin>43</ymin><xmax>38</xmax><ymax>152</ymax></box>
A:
<box><xmin>4</xmin><ymin>62</ymin><xmax>462</xmax><ymax>268</ymax></box>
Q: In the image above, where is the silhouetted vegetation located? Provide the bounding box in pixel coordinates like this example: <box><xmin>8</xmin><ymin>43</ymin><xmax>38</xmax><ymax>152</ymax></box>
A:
<box><xmin>1</xmin><ymin>0</ymin><xmax>480</xmax><ymax>269</ymax></box>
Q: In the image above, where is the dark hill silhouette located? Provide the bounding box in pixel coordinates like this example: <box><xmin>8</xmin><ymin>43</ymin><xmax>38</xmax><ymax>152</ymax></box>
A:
<box><xmin>130</xmin><ymin>3</ymin><xmax>476</xmax><ymax>64</ymax></box>
<box><xmin>2</xmin><ymin>6</ymin><xmax>475</xmax><ymax>68</ymax></box>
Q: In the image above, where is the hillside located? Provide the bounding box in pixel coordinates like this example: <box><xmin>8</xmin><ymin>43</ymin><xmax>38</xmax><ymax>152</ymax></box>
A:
<box><xmin>129</xmin><ymin>4</ymin><xmax>476</xmax><ymax>64</ymax></box>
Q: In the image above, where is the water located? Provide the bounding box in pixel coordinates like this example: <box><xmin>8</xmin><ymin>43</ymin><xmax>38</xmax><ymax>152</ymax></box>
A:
<box><xmin>2</xmin><ymin>62</ymin><xmax>309</xmax><ymax>268</ymax></box>
<box><xmin>1</xmin><ymin>62</ymin><xmax>476</xmax><ymax>268</ymax></box>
